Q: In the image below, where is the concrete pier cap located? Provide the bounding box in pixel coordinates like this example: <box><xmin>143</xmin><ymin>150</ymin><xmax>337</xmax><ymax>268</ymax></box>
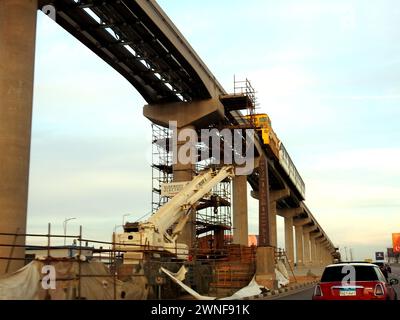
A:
<box><xmin>143</xmin><ymin>98</ymin><xmax>225</xmax><ymax>129</ymax></box>
<box><xmin>278</xmin><ymin>206</ymin><xmax>304</xmax><ymax>219</ymax></box>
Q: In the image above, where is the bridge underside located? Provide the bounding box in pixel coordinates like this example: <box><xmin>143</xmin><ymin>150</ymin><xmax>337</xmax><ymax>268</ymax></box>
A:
<box><xmin>39</xmin><ymin>0</ymin><xmax>214</xmax><ymax>103</ymax></box>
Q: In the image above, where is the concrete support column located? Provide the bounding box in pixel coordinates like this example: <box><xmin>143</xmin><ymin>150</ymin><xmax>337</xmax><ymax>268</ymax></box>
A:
<box><xmin>324</xmin><ymin>249</ymin><xmax>330</xmax><ymax>265</ymax></box>
<box><xmin>326</xmin><ymin>248</ymin><xmax>332</xmax><ymax>264</ymax></box>
<box><xmin>316</xmin><ymin>242</ymin><xmax>323</xmax><ymax>266</ymax></box>
<box><xmin>303</xmin><ymin>231</ymin><xmax>311</xmax><ymax>266</ymax></box>
<box><xmin>232</xmin><ymin>175</ymin><xmax>248</xmax><ymax>246</ymax></box>
<box><xmin>295</xmin><ymin>226</ymin><xmax>304</xmax><ymax>266</ymax></box>
<box><xmin>258</xmin><ymin>155</ymin><xmax>271</xmax><ymax>247</ymax></box>
<box><xmin>278</xmin><ymin>206</ymin><xmax>304</xmax><ymax>268</ymax></box>
<box><xmin>256</xmin><ymin>246</ymin><xmax>277</xmax><ymax>290</ymax></box>
<box><xmin>269</xmin><ymin>201</ymin><xmax>278</xmax><ymax>248</ymax></box>
<box><xmin>268</xmin><ymin>189</ymin><xmax>290</xmax><ymax>248</ymax></box>
<box><xmin>0</xmin><ymin>0</ymin><xmax>38</xmax><ymax>274</ymax></box>
<box><xmin>321</xmin><ymin>244</ymin><xmax>330</xmax><ymax>266</ymax></box>
<box><xmin>174</xmin><ymin>126</ymin><xmax>195</xmax><ymax>249</ymax></box>
<box><xmin>173</xmin><ymin>125</ymin><xmax>195</xmax><ymax>182</ymax></box>
<box><xmin>284</xmin><ymin>217</ymin><xmax>294</xmax><ymax>267</ymax></box>
<box><xmin>321</xmin><ymin>244</ymin><xmax>325</xmax><ymax>266</ymax></box>
<box><xmin>317</xmin><ymin>242</ymin><xmax>325</xmax><ymax>267</ymax></box>
<box><xmin>310</xmin><ymin>237</ymin><xmax>317</xmax><ymax>266</ymax></box>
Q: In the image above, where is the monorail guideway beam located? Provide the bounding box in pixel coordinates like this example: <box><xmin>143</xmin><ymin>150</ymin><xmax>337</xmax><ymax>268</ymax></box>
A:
<box><xmin>41</xmin><ymin>0</ymin><xmax>226</xmax><ymax>104</ymax></box>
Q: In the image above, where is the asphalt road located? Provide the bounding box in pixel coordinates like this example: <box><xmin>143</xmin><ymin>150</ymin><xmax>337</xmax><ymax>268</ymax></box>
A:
<box><xmin>390</xmin><ymin>264</ymin><xmax>400</xmax><ymax>297</ymax></box>
<box><xmin>277</xmin><ymin>264</ymin><xmax>400</xmax><ymax>300</ymax></box>
<box><xmin>277</xmin><ymin>286</ymin><xmax>315</xmax><ymax>300</ymax></box>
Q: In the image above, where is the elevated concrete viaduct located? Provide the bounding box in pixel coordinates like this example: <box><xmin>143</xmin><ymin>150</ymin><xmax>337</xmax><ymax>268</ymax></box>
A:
<box><xmin>0</xmin><ymin>0</ymin><xmax>338</xmax><ymax>276</ymax></box>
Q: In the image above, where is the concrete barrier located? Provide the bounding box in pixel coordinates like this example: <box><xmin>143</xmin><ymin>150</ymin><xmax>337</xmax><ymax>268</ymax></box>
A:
<box><xmin>242</xmin><ymin>280</ymin><xmax>319</xmax><ymax>300</ymax></box>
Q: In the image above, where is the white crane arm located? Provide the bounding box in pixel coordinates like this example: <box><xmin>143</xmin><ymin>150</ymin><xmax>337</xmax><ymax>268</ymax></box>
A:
<box><xmin>147</xmin><ymin>165</ymin><xmax>235</xmax><ymax>236</ymax></box>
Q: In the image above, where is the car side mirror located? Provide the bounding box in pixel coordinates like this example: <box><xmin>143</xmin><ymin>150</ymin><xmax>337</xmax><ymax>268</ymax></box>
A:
<box><xmin>389</xmin><ymin>279</ymin><xmax>399</xmax><ymax>286</ymax></box>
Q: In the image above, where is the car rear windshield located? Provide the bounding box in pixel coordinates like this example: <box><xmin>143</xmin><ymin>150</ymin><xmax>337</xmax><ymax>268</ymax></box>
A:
<box><xmin>321</xmin><ymin>265</ymin><xmax>379</xmax><ymax>282</ymax></box>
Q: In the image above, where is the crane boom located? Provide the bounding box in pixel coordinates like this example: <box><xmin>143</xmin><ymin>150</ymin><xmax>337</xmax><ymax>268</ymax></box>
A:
<box><xmin>115</xmin><ymin>165</ymin><xmax>235</xmax><ymax>262</ymax></box>
<box><xmin>148</xmin><ymin>165</ymin><xmax>235</xmax><ymax>235</ymax></box>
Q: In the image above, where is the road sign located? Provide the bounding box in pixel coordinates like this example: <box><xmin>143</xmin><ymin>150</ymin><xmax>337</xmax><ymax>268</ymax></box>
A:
<box><xmin>393</xmin><ymin>233</ymin><xmax>400</xmax><ymax>254</ymax></box>
<box><xmin>375</xmin><ymin>252</ymin><xmax>385</xmax><ymax>261</ymax></box>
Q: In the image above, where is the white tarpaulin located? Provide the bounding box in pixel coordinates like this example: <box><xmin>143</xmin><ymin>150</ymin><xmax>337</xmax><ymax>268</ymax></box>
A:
<box><xmin>0</xmin><ymin>260</ymin><xmax>148</xmax><ymax>300</ymax></box>
<box><xmin>275</xmin><ymin>269</ymin><xmax>290</xmax><ymax>288</ymax></box>
<box><xmin>0</xmin><ymin>261</ymin><xmax>42</xmax><ymax>300</ymax></box>
<box><xmin>275</xmin><ymin>260</ymin><xmax>290</xmax><ymax>288</ymax></box>
<box><xmin>220</xmin><ymin>276</ymin><xmax>268</xmax><ymax>300</ymax></box>
<box><xmin>276</xmin><ymin>260</ymin><xmax>289</xmax><ymax>279</ymax></box>
<box><xmin>161</xmin><ymin>267</ymin><xmax>217</xmax><ymax>300</ymax></box>
<box><xmin>168</xmin><ymin>265</ymin><xmax>188</xmax><ymax>282</ymax></box>
<box><xmin>161</xmin><ymin>267</ymin><xmax>270</xmax><ymax>300</ymax></box>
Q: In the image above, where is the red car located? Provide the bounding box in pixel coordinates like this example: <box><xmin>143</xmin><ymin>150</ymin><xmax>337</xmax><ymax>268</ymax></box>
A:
<box><xmin>313</xmin><ymin>263</ymin><xmax>399</xmax><ymax>300</ymax></box>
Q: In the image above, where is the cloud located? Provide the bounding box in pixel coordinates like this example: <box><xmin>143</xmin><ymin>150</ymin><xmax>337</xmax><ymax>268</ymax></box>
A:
<box><xmin>300</xmin><ymin>148</ymin><xmax>400</xmax><ymax>257</ymax></box>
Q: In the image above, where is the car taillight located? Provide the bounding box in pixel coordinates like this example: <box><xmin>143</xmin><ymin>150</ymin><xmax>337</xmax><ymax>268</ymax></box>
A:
<box><xmin>374</xmin><ymin>284</ymin><xmax>385</xmax><ymax>296</ymax></box>
<box><xmin>314</xmin><ymin>285</ymin><xmax>323</xmax><ymax>297</ymax></box>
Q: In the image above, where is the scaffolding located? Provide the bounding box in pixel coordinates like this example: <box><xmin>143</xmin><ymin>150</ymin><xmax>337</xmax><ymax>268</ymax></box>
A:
<box><xmin>218</xmin><ymin>76</ymin><xmax>259</xmax><ymax>129</ymax></box>
<box><xmin>195</xmin><ymin>178</ymin><xmax>232</xmax><ymax>250</ymax></box>
<box><xmin>151</xmin><ymin>124</ymin><xmax>173</xmax><ymax>214</ymax></box>
<box><xmin>151</xmin><ymin>125</ymin><xmax>233</xmax><ymax>254</ymax></box>
<box><xmin>233</xmin><ymin>76</ymin><xmax>258</xmax><ymax>111</ymax></box>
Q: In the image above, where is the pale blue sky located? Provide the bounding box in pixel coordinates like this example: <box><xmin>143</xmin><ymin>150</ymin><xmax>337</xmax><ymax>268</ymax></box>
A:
<box><xmin>29</xmin><ymin>1</ymin><xmax>400</xmax><ymax>260</ymax></box>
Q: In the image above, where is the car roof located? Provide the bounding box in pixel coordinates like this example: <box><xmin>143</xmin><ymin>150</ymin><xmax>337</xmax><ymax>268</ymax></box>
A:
<box><xmin>326</xmin><ymin>263</ymin><xmax>377</xmax><ymax>267</ymax></box>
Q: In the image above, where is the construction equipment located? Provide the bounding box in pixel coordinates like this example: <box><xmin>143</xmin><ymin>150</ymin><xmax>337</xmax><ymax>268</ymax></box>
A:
<box><xmin>114</xmin><ymin>166</ymin><xmax>235</xmax><ymax>264</ymax></box>
<box><xmin>245</xmin><ymin>113</ymin><xmax>306</xmax><ymax>200</ymax></box>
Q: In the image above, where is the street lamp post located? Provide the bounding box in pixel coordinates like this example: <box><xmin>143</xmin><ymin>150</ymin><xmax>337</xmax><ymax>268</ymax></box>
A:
<box><xmin>63</xmin><ymin>218</ymin><xmax>77</xmax><ymax>246</ymax></box>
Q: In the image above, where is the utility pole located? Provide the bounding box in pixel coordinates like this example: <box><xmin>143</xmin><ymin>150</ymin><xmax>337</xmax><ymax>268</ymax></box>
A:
<box><xmin>344</xmin><ymin>247</ymin><xmax>348</xmax><ymax>261</ymax></box>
